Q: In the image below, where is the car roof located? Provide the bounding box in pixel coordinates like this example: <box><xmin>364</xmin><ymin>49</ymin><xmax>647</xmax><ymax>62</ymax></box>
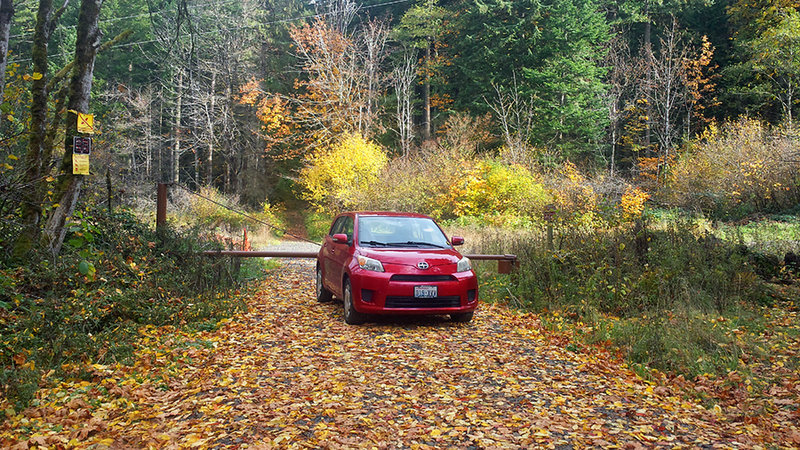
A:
<box><xmin>346</xmin><ymin>211</ymin><xmax>433</xmax><ymax>219</ymax></box>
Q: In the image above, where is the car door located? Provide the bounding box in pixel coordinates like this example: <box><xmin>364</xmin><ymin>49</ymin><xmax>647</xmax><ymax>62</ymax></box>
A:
<box><xmin>328</xmin><ymin>215</ymin><xmax>354</xmax><ymax>292</ymax></box>
<box><xmin>321</xmin><ymin>216</ymin><xmax>346</xmax><ymax>291</ymax></box>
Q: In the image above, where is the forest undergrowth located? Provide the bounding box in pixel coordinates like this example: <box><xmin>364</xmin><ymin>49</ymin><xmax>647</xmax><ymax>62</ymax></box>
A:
<box><xmin>0</xmin><ymin>207</ymin><xmax>258</xmax><ymax>412</ymax></box>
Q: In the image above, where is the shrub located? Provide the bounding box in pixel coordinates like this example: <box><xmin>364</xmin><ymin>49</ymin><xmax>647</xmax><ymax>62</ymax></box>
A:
<box><xmin>186</xmin><ymin>186</ymin><xmax>249</xmax><ymax>228</ymax></box>
<box><xmin>347</xmin><ymin>145</ymin><xmax>553</xmax><ymax>227</ymax></box>
<box><xmin>170</xmin><ymin>186</ymin><xmax>283</xmax><ymax>247</ymax></box>
<box><xmin>467</xmin><ymin>220</ymin><xmax>768</xmax><ymax>377</ymax></box>
<box><xmin>667</xmin><ymin>118</ymin><xmax>800</xmax><ymax>217</ymax></box>
<box><xmin>305</xmin><ymin>211</ymin><xmax>334</xmax><ymax>242</ymax></box>
<box><xmin>547</xmin><ymin>161</ymin><xmax>602</xmax><ymax>227</ymax></box>
<box><xmin>300</xmin><ymin>133</ymin><xmax>388</xmax><ymax>212</ymax></box>
<box><xmin>434</xmin><ymin>159</ymin><xmax>551</xmax><ymax>226</ymax></box>
<box><xmin>620</xmin><ymin>186</ymin><xmax>650</xmax><ymax>221</ymax></box>
<box><xmin>343</xmin><ymin>143</ymin><xmax>473</xmax><ymax>217</ymax></box>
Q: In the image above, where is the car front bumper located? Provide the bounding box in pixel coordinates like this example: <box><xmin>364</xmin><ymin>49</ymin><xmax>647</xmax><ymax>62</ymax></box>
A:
<box><xmin>348</xmin><ymin>267</ymin><xmax>479</xmax><ymax>315</ymax></box>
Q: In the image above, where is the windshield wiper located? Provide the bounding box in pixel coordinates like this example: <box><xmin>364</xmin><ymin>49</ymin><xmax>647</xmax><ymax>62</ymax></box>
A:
<box><xmin>360</xmin><ymin>240</ymin><xmax>390</xmax><ymax>247</ymax></box>
<box><xmin>387</xmin><ymin>241</ymin><xmax>448</xmax><ymax>249</ymax></box>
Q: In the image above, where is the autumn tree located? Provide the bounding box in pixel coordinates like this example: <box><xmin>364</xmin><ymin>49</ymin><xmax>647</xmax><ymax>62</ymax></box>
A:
<box><xmin>724</xmin><ymin>0</ymin><xmax>800</xmax><ymax>121</ymax></box>
<box><xmin>644</xmin><ymin>19</ymin><xmax>689</xmax><ymax>162</ymax></box>
<box><xmin>101</xmin><ymin>85</ymin><xmax>159</xmax><ymax>181</ymax></box>
<box><xmin>287</xmin><ymin>3</ymin><xmax>389</xmax><ymax>147</ymax></box>
<box><xmin>639</xmin><ymin>21</ymin><xmax>716</xmax><ymax>185</ymax></box>
<box><xmin>392</xmin><ymin>48</ymin><xmax>417</xmax><ymax>155</ymax></box>
<box><xmin>603</xmin><ymin>33</ymin><xmax>644</xmax><ymax>175</ymax></box>
<box><xmin>683</xmin><ymin>35</ymin><xmax>718</xmax><ymax>136</ymax></box>
<box><xmin>487</xmin><ymin>75</ymin><xmax>537</xmax><ymax>165</ymax></box>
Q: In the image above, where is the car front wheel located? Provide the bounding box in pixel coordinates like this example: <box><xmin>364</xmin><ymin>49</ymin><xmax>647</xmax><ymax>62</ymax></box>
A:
<box><xmin>316</xmin><ymin>265</ymin><xmax>333</xmax><ymax>302</ymax></box>
<box><xmin>342</xmin><ymin>279</ymin><xmax>366</xmax><ymax>325</ymax></box>
<box><xmin>451</xmin><ymin>312</ymin><xmax>474</xmax><ymax>323</ymax></box>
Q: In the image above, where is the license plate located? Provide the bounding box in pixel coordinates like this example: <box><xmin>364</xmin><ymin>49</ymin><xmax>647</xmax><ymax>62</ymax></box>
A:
<box><xmin>414</xmin><ymin>285</ymin><xmax>438</xmax><ymax>298</ymax></box>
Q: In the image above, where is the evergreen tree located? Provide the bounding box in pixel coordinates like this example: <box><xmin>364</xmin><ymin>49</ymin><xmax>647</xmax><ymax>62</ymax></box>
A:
<box><xmin>448</xmin><ymin>0</ymin><xmax>611</xmax><ymax>160</ymax></box>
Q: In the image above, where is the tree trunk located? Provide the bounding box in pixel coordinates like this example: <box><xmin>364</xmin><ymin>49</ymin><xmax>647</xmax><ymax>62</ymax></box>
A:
<box><xmin>0</xmin><ymin>0</ymin><xmax>14</xmax><ymax>105</ymax></box>
<box><xmin>644</xmin><ymin>2</ymin><xmax>652</xmax><ymax>154</ymax></box>
<box><xmin>158</xmin><ymin>92</ymin><xmax>164</xmax><ymax>181</ymax></box>
<box><xmin>145</xmin><ymin>95</ymin><xmax>152</xmax><ymax>177</ymax></box>
<box><xmin>423</xmin><ymin>42</ymin><xmax>431</xmax><ymax>141</ymax></box>
<box><xmin>45</xmin><ymin>0</ymin><xmax>103</xmax><ymax>256</ymax></box>
<box><xmin>206</xmin><ymin>71</ymin><xmax>215</xmax><ymax>185</ymax></box>
<box><xmin>610</xmin><ymin>127</ymin><xmax>616</xmax><ymax>177</ymax></box>
<box><xmin>172</xmin><ymin>68</ymin><xmax>183</xmax><ymax>184</ymax></box>
<box><xmin>14</xmin><ymin>0</ymin><xmax>57</xmax><ymax>258</ymax></box>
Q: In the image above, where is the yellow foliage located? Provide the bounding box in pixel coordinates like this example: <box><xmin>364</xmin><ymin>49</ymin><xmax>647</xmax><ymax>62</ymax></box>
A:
<box><xmin>667</xmin><ymin>118</ymin><xmax>799</xmax><ymax>213</ymax></box>
<box><xmin>551</xmin><ymin>161</ymin><xmax>600</xmax><ymax>226</ymax></box>
<box><xmin>620</xmin><ymin>186</ymin><xmax>650</xmax><ymax>221</ymax></box>
<box><xmin>432</xmin><ymin>159</ymin><xmax>551</xmax><ymax>225</ymax></box>
<box><xmin>300</xmin><ymin>133</ymin><xmax>388</xmax><ymax>212</ymax></box>
<box><xmin>238</xmin><ymin>78</ymin><xmax>294</xmax><ymax>157</ymax></box>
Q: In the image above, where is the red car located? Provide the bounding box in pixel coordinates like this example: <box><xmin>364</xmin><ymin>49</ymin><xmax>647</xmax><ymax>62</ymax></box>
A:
<box><xmin>316</xmin><ymin>212</ymin><xmax>479</xmax><ymax>324</ymax></box>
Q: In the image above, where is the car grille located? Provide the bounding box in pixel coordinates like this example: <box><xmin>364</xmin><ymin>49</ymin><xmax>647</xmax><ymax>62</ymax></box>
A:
<box><xmin>389</xmin><ymin>275</ymin><xmax>457</xmax><ymax>282</ymax></box>
<box><xmin>385</xmin><ymin>296</ymin><xmax>461</xmax><ymax>308</ymax></box>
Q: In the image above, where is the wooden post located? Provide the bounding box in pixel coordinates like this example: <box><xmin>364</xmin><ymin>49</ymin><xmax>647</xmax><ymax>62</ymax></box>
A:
<box><xmin>106</xmin><ymin>168</ymin><xmax>112</xmax><ymax>213</ymax></box>
<box><xmin>544</xmin><ymin>204</ymin><xmax>556</xmax><ymax>251</ymax></box>
<box><xmin>498</xmin><ymin>255</ymin><xmax>519</xmax><ymax>274</ymax></box>
<box><xmin>157</xmin><ymin>183</ymin><xmax>167</xmax><ymax>229</ymax></box>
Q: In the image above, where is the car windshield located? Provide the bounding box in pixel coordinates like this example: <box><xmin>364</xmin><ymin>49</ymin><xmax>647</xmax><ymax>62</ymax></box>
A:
<box><xmin>358</xmin><ymin>216</ymin><xmax>450</xmax><ymax>249</ymax></box>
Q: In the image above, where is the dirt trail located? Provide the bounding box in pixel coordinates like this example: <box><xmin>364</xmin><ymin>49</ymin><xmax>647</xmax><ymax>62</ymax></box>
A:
<box><xmin>1</xmin><ymin>268</ymin><xmax>762</xmax><ymax>448</ymax></box>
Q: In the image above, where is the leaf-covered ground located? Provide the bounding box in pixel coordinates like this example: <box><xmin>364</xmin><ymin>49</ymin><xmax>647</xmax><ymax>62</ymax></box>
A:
<box><xmin>2</xmin><ymin>267</ymin><xmax>798</xmax><ymax>448</ymax></box>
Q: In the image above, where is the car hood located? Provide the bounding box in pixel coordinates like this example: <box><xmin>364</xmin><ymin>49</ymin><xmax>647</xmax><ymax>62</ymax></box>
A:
<box><xmin>358</xmin><ymin>248</ymin><xmax>463</xmax><ymax>268</ymax></box>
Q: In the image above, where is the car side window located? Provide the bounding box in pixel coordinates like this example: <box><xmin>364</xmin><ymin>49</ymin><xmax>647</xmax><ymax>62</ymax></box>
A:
<box><xmin>329</xmin><ymin>217</ymin><xmax>345</xmax><ymax>236</ymax></box>
<box><xmin>342</xmin><ymin>217</ymin><xmax>354</xmax><ymax>243</ymax></box>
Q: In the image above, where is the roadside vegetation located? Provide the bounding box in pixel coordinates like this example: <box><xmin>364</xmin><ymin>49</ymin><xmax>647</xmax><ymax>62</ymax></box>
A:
<box><xmin>0</xmin><ymin>192</ymin><xmax>282</xmax><ymax>411</ymax></box>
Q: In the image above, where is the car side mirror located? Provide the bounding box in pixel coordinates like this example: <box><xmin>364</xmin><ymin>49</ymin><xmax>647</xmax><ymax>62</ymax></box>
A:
<box><xmin>451</xmin><ymin>236</ymin><xmax>465</xmax><ymax>246</ymax></box>
<box><xmin>332</xmin><ymin>233</ymin><xmax>349</xmax><ymax>244</ymax></box>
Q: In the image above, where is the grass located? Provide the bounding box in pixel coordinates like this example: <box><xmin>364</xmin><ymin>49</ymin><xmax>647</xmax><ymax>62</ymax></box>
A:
<box><xmin>716</xmin><ymin>216</ymin><xmax>800</xmax><ymax>257</ymax></box>
<box><xmin>163</xmin><ymin>185</ymin><xmax>285</xmax><ymax>250</ymax></box>
<box><xmin>238</xmin><ymin>258</ymin><xmax>283</xmax><ymax>280</ymax></box>
<box><xmin>645</xmin><ymin>208</ymin><xmax>800</xmax><ymax>257</ymax></box>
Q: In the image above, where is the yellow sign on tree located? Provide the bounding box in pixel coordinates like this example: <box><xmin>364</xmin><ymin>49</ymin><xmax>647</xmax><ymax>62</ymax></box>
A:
<box><xmin>73</xmin><ymin>154</ymin><xmax>90</xmax><ymax>175</ymax></box>
<box><xmin>77</xmin><ymin>113</ymin><xmax>94</xmax><ymax>134</ymax></box>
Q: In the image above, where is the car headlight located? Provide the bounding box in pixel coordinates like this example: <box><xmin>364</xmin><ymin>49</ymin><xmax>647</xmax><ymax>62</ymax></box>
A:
<box><xmin>357</xmin><ymin>255</ymin><xmax>384</xmax><ymax>272</ymax></box>
<box><xmin>456</xmin><ymin>256</ymin><xmax>472</xmax><ymax>273</ymax></box>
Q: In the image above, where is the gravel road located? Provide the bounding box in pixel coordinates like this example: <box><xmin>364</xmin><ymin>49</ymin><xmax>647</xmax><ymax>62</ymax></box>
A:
<box><xmin>259</xmin><ymin>239</ymin><xmax>321</xmax><ymax>269</ymax></box>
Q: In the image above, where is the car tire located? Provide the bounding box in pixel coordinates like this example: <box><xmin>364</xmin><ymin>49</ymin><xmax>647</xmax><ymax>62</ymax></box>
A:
<box><xmin>451</xmin><ymin>312</ymin><xmax>474</xmax><ymax>323</ymax></box>
<box><xmin>342</xmin><ymin>279</ymin><xmax>366</xmax><ymax>325</ymax></box>
<box><xmin>316</xmin><ymin>265</ymin><xmax>333</xmax><ymax>302</ymax></box>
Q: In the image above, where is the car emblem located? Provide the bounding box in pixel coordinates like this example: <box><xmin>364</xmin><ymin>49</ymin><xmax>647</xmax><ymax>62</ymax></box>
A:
<box><xmin>417</xmin><ymin>262</ymin><xmax>429</xmax><ymax>270</ymax></box>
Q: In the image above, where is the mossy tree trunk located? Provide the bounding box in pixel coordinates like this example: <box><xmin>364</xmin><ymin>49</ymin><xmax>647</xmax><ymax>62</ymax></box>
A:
<box><xmin>0</xmin><ymin>0</ymin><xmax>14</xmax><ymax>105</ymax></box>
<box><xmin>13</xmin><ymin>0</ymin><xmax>66</xmax><ymax>258</ymax></box>
<box><xmin>45</xmin><ymin>0</ymin><xmax>103</xmax><ymax>256</ymax></box>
